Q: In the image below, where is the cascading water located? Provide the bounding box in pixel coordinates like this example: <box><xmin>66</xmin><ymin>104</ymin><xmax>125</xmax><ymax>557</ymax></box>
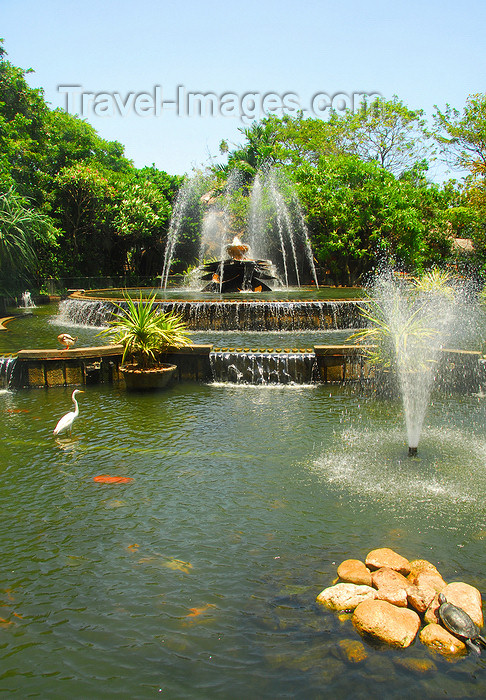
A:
<box><xmin>59</xmin><ymin>296</ymin><xmax>362</xmax><ymax>330</ymax></box>
<box><xmin>57</xmin><ymin>298</ymin><xmax>114</xmax><ymax>327</ymax></box>
<box><xmin>210</xmin><ymin>350</ymin><xmax>317</xmax><ymax>385</ymax></box>
<box><xmin>0</xmin><ymin>355</ymin><xmax>17</xmax><ymax>389</ymax></box>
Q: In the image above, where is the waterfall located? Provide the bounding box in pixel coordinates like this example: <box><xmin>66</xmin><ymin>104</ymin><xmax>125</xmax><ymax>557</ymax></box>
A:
<box><xmin>209</xmin><ymin>350</ymin><xmax>317</xmax><ymax>385</ymax></box>
<box><xmin>0</xmin><ymin>355</ymin><xmax>17</xmax><ymax>389</ymax></box>
<box><xmin>59</xmin><ymin>297</ymin><xmax>363</xmax><ymax>331</ymax></box>
<box><xmin>56</xmin><ymin>299</ymin><xmax>114</xmax><ymax>327</ymax></box>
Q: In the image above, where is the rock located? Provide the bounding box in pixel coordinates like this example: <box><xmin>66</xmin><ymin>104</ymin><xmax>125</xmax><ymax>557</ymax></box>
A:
<box><xmin>419</xmin><ymin>623</ymin><xmax>467</xmax><ymax>656</ymax></box>
<box><xmin>316</xmin><ymin>583</ymin><xmax>376</xmax><ymax>611</ymax></box>
<box><xmin>411</xmin><ymin>570</ymin><xmax>446</xmax><ymax>592</ymax></box>
<box><xmin>407</xmin><ymin>582</ymin><xmax>437</xmax><ymax>614</ymax></box>
<box><xmin>352</xmin><ymin>599</ymin><xmax>421</xmax><ymax>648</ymax></box>
<box><xmin>375</xmin><ymin>584</ymin><xmax>409</xmax><ymax>608</ymax></box>
<box><xmin>337</xmin><ymin>559</ymin><xmax>372</xmax><ymax>587</ymax></box>
<box><xmin>365</xmin><ymin>548</ymin><xmax>411</xmax><ymax>576</ymax></box>
<box><xmin>371</xmin><ymin>568</ymin><xmax>411</xmax><ymax>607</ymax></box>
<box><xmin>425</xmin><ymin>594</ymin><xmax>443</xmax><ymax>625</ymax></box>
<box><xmin>407</xmin><ymin>559</ymin><xmax>441</xmax><ymax>581</ymax></box>
<box><xmin>372</xmin><ymin>567</ymin><xmax>412</xmax><ymax>591</ymax></box>
<box><xmin>338</xmin><ymin>639</ymin><xmax>368</xmax><ymax>663</ymax></box>
<box><xmin>442</xmin><ymin>582</ymin><xmax>484</xmax><ymax>627</ymax></box>
<box><xmin>425</xmin><ymin>581</ymin><xmax>483</xmax><ymax>627</ymax></box>
<box><xmin>394</xmin><ymin>656</ymin><xmax>437</xmax><ymax>673</ymax></box>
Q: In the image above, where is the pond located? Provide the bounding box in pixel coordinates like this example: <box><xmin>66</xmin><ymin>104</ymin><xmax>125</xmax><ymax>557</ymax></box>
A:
<box><xmin>1</xmin><ymin>305</ymin><xmax>486</xmax><ymax>698</ymax></box>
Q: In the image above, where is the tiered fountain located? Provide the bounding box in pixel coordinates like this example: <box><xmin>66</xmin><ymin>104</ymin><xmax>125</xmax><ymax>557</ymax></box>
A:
<box><xmin>60</xmin><ymin>167</ymin><xmax>362</xmax><ymax>332</ymax></box>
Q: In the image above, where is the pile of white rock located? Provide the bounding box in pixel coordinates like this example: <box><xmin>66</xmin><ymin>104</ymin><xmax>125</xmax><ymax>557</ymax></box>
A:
<box><xmin>316</xmin><ymin>547</ymin><xmax>484</xmax><ymax>656</ymax></box>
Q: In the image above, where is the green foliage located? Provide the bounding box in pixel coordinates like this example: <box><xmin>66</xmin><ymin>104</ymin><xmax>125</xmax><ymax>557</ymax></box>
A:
<box><xmin>339</xmin><ymin>96</ymin><xmax>433</xmax><ymax>175</ymax></box>
<box><xmin>434</xmin><ymin>94</ymin><xmax>486</xmax><ymax>176</ymax></box>
<box><xmin>411</xmin><ymin>268</ymin><xmax>456</xmax><ymax>300</ymax></box>
<box><xmin>217</xmin><ymin>121</ymin><xmax>278</xmax><ymax>184</ymax></box>
<box><xmin>0</xmin><ymin>41</ymin><xmax>180</xmax><ymax>286</ymax></box>
<box><xmin>98</xmin><ymin>293</ymin><xmax>191</xmax><ymax>368</ymax></box>
<box><xmin>0</xmin><ymin>187</ymin><xmax>58</xmax><ymax>289</ymax></box>
<box><xmin>233</xmin><ymin>98</ymin><xmax>433</xmax><ymax>177</ymax></box>
<box><xmin>349</xmin><ymin>296</ymin><xmax>439</xmax><ymax>369</ymax></box>
<box><xmin>348</xmin><ymin>271</ymin><xmax>455</xmax><ymax>370</ymax></box>
<box><xmin>295</xmin><ymin>156</ymin><xmax>452</xmax><ymax>284</ymax></box>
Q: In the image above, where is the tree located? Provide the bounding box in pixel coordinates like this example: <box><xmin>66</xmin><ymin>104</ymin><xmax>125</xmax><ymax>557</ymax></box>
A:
<box><xmin>434</xmin><ymin>93</ymin><xmax>486</xmax><ymax>176</ymax></box>
<box><xmin>52</xmin><ymin>163</ymin><xmax>114</xmax><ymax>275</ymax></box>
<box><xmin>111</xmin><ymin>178</ymin><xmax>172</xmax><ymax>275</ymax></box>
<box><xmin>0</xmin><ymin>187</ymin><xmax>58</xmax><ymax>289</ymax></box>
<box><xmin>340</xmin><ymin>96</ymin><xmax>433</xmax><ymax>176</ymax></box>
<box><xmin>296</xmin><ymin>156</ymin><xmax>451</xmax><ymax>285</ymax></box>
<box><xmin>227</xmin><ymin>98</ymin><xmax>433</xmax><ymax>177</ymax></box>
<box><xmin>217</xmin><ymin>121</ymin><xmax>278</xmax><ymax>184</ymax></box>
<box><xmin>434</xmin><ymin>95</ymin><xmax>486</xmax><ymax>274</ymax></box>
<box><xmin>0</xmin><ymin>42</ymin><xmax>49</xmax><ymax>200</ymax></box>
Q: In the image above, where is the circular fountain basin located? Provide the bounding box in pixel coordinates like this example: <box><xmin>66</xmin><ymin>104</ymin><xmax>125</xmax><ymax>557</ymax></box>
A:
<box><xmin>62</xmin><ymin>288</ymin><xmax>367</xmax><ymax>332</ymax></box>
<box><xmin>75</xmin><ymin>286</ymin><xmax>366</xmax><ymax>302</ymax></box>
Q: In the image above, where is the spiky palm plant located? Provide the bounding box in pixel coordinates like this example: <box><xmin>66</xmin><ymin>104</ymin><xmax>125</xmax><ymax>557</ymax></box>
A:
<box><xmin>412</xmin><ymin>268</ymin><xmax>456</xmax><ymax>300</ymax></box>
<box><xmin>349</xmin><ymin>296</ymin><xmax>438</xmax><ymax>371</ymax></box>
<box><xmin>98</xmin><ymin>293</ymin><xmax>191</xmax><ymax>369</ymax></box>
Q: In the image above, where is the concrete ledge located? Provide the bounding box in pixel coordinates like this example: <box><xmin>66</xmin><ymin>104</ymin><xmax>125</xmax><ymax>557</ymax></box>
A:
<box><xmin>13</xmin><ymin>344</ymin><xmax>214</xmax><ymax>388</ymax></box>
<box><xmin>0</xmin><ymin>317</ymin><xmax>16</xmax><ymax>330</ymax></box>
<box><xmin>16</xmin><ymin>345</ymin><xmax>124</xmax><ymax>360</ymax></box>
<box><xmin>314</xmin><ymin>344</ymin><xmax>364</xmax><ymax>356</ymax></box>
<box><xmin>6</xmin><ymin>342</ymin><xmax>486</xmax><ymax>392</ymax></box>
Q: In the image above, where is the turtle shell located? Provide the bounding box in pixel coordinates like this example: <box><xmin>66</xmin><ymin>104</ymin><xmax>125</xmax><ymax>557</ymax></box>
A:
<box><xmin>438</xmin><ymin>595</ymin><xmax>479</xmax><ymax>639</ymax></box>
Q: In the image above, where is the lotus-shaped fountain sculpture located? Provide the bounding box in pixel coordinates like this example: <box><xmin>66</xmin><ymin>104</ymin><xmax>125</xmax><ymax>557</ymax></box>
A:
<box><xmin>226</xmin><ymin>237</ymin><xmax>249</xmax><ymax>260</ymax></box>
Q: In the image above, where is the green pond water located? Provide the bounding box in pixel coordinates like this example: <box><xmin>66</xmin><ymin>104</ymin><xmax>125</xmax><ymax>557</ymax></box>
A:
<box><xmin>1</xmin><ymin>306</ymin><xmax>486</xmax><ymax>698</ymax></box>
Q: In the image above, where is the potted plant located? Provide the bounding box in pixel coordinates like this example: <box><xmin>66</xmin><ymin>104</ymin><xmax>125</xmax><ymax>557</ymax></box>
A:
<box><xmin>99</xmin><ymin>293</ymin><xmax>192</xmax><ymax>391</ymax></box>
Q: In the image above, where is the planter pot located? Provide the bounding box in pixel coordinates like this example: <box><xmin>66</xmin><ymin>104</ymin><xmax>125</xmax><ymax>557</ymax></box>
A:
<box><xmin>120</xmin><ymin>363</ymin><xmax>177</xmax><ymax>391</ymax></box>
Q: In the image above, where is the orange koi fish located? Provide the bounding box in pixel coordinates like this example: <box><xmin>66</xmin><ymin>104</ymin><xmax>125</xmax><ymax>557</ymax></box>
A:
<box><xmin>187</xmin><ymin>604</ymin><xmax>216</xmax><ymax>618</ymax></box>
<box><xmin>93</xmin><ymin>475</ymin><xmax>134</xmax><ymax>484</ymax></box>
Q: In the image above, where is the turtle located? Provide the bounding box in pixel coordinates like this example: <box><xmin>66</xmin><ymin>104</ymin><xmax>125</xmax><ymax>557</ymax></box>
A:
<box><xmin>437</xmin><ymin>592</ymin><xmax>486</xmax><ymax>654</ymax></box>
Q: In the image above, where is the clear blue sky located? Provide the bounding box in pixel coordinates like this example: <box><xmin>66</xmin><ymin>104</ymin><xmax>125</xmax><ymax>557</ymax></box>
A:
<box><xmin>2</xmin><ymin>0</ymin><xmax>485</xmax><ymax>180</ymax></box>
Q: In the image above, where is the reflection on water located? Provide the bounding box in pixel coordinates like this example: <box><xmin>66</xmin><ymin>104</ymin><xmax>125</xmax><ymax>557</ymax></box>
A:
<box><xmin>1</xmin><ymin>382</ymin><xmax>486</xmax><ymax>697</ymax></box>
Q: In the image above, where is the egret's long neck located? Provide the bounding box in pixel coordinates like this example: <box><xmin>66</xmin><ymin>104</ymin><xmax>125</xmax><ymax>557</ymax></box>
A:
<box><xmin>72</xmin><ymin>397</ymin><xmax>79</xmax><ymax>417</ymax></box>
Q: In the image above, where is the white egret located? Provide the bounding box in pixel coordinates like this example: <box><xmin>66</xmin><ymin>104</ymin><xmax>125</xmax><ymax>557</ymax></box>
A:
<box><xmin>53</xmin><ymin>389</ymin><xmax>84</xmax><ymax>436</ymax></box>
<box><xmin>57</xmin><ymin>333</ymin><xmax>77</xmax><ymax>350</ymax></box>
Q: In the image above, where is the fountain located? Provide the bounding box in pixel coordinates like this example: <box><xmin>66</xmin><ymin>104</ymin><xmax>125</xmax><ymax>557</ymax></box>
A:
<box><xmin>58</xmin><ymin>166</ymin><xmax>368</xmax><ymax>334</ymax></box>
<box><xmin>352</xmin><ymin>270</ymin><xmax>475</xmax><ymax>456</ymax></box>
<box><xmin>162</xmin><ymin>166</ymin><xmax>319</xmax><ymax>293</ymax></box>
<box><xmin>199</xmin><ymin>236</ymin><xmax>278</xmax><ymax>293</ymax></box>
<box><xmin>19</xmin><ymin>291</ymin><xmax>36</xmax><ymax>309</ymax></box>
